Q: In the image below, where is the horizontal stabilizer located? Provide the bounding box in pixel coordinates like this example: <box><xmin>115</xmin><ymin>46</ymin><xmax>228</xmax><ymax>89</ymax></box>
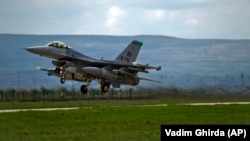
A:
<box><xmin>138</xmin><ymin>77</ymin><xmax>161</xmax><ymax>83</ymax></box>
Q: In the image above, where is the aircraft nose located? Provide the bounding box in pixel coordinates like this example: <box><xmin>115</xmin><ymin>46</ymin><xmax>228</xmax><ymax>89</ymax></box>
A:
<box><xmin>25</xmin><ymin>47</ymin><xmax>35</xmax><ymax>53</ymax></box>
<box><xmin>25</xmin><ymin>46</ymin><xmax>45</xmax><ymax>55</ymax></box>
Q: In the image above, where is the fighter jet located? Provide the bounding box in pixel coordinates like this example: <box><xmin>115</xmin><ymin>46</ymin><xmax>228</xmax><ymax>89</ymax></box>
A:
<box><xmin>25</xmin><ymin>40</ymin><xmax>161</xmax><ymax>94</ymax></box>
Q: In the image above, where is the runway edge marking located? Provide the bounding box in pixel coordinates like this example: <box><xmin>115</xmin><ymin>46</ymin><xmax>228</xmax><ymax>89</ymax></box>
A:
<box><xmin>0</xmin><ymin>102</ymin><xmax>250</xmax><ymax>113</ymax></box>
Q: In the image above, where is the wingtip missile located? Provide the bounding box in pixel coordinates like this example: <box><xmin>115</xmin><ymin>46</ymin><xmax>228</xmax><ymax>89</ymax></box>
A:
<box><xmin>157</xmin><ymin>66</ymin><xmax>162</xmax><ymax>71</ymax></box>
<box><xmin>36</xmin><ymin>67</ymin><xmax>48</xmax><ymax>71</ymax></box>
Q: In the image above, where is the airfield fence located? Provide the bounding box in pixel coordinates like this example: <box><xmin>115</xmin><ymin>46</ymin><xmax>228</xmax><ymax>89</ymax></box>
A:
<box><xmin>0</xmin><ymin>87</ymin><xmax>153</xmax><ymax>102</ymax></box>
<box><xmin>1</xmin><ymin>86</ymin><xmax>250</xmax><ymax>102</ymax></box>
<box><xmin>2</xmin><ymin>72</ymin><xmax>250</xmax><ymax>102</ymax></box>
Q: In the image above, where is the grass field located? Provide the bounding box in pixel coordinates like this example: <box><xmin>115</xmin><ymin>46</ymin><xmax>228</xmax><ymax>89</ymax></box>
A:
<box><xmin>0</xmin><ymin>99</ymin><xmax>250</xmax><ymax>141</ymax></box>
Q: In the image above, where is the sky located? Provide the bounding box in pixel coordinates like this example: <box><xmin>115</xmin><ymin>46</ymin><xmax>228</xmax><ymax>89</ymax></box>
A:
<box><xmin>0</xmin><ymin>0</ymin><xmax>250</xmax><ymax>39</ymax></box>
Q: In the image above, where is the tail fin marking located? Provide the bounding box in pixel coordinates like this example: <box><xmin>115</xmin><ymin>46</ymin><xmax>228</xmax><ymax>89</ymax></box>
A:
<box><xmin>116</xmin><ymin>40</ymin><xmax>143</xmax><ymax>63</ymax></box>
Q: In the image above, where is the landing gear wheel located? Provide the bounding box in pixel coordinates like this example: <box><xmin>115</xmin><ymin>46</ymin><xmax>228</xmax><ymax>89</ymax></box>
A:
<box><xmin>101</xmin><ymin>84</ymin><xmax>110</xmax><ymax>93</ymax></box>
<box><xmin>60</xmin><ymin>78</ymin><xmax>65</xmax><ymax>84</ymax></box>
<box><xmin>81</xmin><ymin>85</ymin><xmax>88</xmax><ymax>94</ymax></box>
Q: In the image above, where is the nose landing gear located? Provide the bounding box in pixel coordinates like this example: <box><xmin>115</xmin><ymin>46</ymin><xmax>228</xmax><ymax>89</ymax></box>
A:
<box><xmin>60</xmin><ymin>78</ymin><xmax>65</xmax><ymax>84</ymax></box>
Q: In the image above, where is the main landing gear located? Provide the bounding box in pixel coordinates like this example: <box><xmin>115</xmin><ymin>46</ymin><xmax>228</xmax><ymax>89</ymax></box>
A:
<box><xmin>101</xmin><ymin>83</ymin><xmax>110</xmax><ymax>93</ymax></box>
<box><xmin>80</xmin><ymin>84</ymin><xmax>110</xmax><ymax>94</ymax></box>
<box><xmin>81</xmin><ymin>85</ymin><xmax>88</xmax><ymax>94</ymax></box>
<box><xmin>80</xmin><ymin>82</ymin><xmax>110</xmax><ymax>95</ymax></box>
<box><xmin>58</xmin><ymin>76</ymin><xmax>110</xmax><ymax>94</ymax></box>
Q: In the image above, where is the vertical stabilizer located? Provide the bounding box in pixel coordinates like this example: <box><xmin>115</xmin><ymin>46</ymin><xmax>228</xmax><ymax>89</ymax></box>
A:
<box><xmin>116</xmin><ymin>40</ymin><xmax>143</xmax><ymax>63</ymax></box>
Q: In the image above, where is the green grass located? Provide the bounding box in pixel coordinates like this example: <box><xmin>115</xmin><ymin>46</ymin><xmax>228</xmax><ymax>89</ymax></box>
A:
<box><xmin>0</xmin><ymin>103</ymin><xmax>250</xmax><ymax>141</ymax></box>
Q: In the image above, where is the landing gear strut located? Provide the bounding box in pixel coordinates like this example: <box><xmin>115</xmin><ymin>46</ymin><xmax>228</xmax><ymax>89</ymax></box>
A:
<box><xmin>59</xmin><ymin>68</ymin><xmax>66</xmax><ymax>84</ymax></box>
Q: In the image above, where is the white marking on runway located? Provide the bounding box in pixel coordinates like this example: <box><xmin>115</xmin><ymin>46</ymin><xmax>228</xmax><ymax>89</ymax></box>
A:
<box><xmin>182</xmin><ymin>101</ymin><xmax>250</xmax><ymax>106</ymax></box>
<box><xmin>0</xmin><ymin>102</ymin><xmax>249</xmax><ymax>113</ymax></box>
<box><xmin>0</xmin><ymin>107</ymin><xmax>80</xmax><ymax>113</ymax></box>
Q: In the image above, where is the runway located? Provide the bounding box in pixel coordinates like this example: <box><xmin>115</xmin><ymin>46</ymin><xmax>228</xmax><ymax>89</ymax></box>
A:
<box><xmin>0</xmin><ymin>102</ymin><xmax>249</xmax><ymax>113</ymax></box>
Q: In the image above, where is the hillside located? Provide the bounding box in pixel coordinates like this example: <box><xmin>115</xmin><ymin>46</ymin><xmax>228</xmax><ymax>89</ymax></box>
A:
<box><xmin>0</xmin><ymin>34</ymin><xmax>250</xmax><ymax>89</ymax></box>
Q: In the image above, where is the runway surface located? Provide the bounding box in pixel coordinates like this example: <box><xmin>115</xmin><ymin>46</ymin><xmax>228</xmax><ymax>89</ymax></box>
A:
<box><xmin>0</xmin><ymin>102</ymin><xmax>249</xmax><ymax>113</ymax></box>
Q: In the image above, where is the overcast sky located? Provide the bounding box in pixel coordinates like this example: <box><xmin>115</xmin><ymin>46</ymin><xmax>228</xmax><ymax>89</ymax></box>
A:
<box><xmin>0</xmin><ymin>0</ymin><xmax>250</xmax><ymax>39</ymax></box>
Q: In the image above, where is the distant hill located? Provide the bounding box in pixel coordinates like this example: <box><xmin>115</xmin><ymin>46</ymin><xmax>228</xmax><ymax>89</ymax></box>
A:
<box><xmin>1</xmin><ymin>34</ymin><xmax>250</xmax><ymax>89</ymax></box>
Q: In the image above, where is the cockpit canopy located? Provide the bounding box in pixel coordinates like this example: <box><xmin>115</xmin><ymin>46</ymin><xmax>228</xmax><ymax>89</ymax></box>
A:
<box><xmin>46</xmin><ymin>41</ymin><xmax>71</xmax><ymax>49</ymax></box>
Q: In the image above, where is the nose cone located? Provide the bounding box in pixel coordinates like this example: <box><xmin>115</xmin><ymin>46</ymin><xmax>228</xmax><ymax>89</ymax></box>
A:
<box><xmin>25</xmin><ymin>47</ymin><xmax>35</xmax><ymax>53</ymax></box>
<box><xmin>25</xmin><ymin>46</ymin><xmax>46</xmax><ymax>55</ymax></box>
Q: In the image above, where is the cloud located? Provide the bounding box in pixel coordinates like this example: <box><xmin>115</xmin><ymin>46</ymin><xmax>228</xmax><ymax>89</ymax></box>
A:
<box><xmin>103</xmin><ymin>6</ymin><xmax>128</xmax><ymax>35</ymax></box>
<box><xmin>185</xmin><ymin>18</ymin><xmax>199</xmax><ymax>26</ymax></box>
<box><xmin>106</xmin><ymin>6</ymin><xmax>127</xmax><ymax>27</ymax></box>
<box><xmin>0</xmin><ymin>0</ymin><xmax>250</xmax><ymax>38</ymax></box>
<box><xmin>109</xmin><ymin>7</ymin><xmax>125</xmax><ymax>17</ymax></box>
<box><xmin>146</xmin><ymin>9</ymin><xmax>165</xmax><ymax>19</ymax></box>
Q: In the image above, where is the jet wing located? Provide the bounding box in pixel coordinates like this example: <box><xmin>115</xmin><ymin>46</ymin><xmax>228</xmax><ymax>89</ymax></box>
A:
<box><xmin>92</xmin><ymin>59</ymin><xmax>161</xmax><ymax>72</ymax></box>
<box><xmin>54</xmin><ymin>50</ymin><xmax>161</xmax><ymax>72</ymax></box>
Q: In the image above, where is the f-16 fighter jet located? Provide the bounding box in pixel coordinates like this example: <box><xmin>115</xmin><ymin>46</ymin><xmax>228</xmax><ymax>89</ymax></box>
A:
<box><xmin>26</xmin><ymin>40</ymin><xmax>161</xmax><ymax>94</ymax></box>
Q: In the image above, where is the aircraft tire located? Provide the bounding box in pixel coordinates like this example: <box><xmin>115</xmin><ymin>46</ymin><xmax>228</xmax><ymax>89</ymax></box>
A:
<box><xmin>81</xmin><ymin>85</ymin><xmax>88</xmax><ymax>94</ymax></box>
<box><xmin>101</xmin><ymin>84</ymin><xmax>110</xmax><ymax>93</ymax></box>
<box><xmin>60</xmin><ymin>78</ymin><xmax>65</xmax><ymax>84</ymax></box>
